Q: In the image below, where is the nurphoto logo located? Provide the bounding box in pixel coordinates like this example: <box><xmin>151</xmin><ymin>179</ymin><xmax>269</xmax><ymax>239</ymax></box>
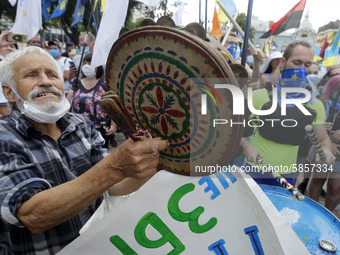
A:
<box><xmin>201</xmin><ymin>84</ymin><xmax>312</xmax><ymax>128</ymax></box>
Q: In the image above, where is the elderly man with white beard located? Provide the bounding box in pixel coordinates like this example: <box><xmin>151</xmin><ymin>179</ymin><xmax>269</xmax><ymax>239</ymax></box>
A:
<box><xmin>0</xmin><ymin>46</ymin><xmax>168</xmax><ymax>254</ymax></box>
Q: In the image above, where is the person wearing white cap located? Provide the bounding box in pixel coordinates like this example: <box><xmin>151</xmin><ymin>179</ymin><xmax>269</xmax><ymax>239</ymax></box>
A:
<box><xmin>260</xmin><ymin>51</ymin><xmax>284</xmax><ymax>87</ymax></box>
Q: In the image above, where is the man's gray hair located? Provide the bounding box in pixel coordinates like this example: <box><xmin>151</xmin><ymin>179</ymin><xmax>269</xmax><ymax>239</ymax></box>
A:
<box><xmin>0</xmin><ymin>46</ymin><xmax>64</xmax><ymax>89</ymax></box>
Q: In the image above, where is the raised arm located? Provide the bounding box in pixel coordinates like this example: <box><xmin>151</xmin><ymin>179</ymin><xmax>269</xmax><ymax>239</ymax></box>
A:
<box><xmin>16</xmin><ymin>138</ymin><xmax>168</xmax><ymax>234</ymax></box>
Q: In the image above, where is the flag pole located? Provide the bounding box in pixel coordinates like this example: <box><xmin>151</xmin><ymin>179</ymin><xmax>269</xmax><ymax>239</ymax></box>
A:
<box><xmin>216</xmin><ymin>0</ymin><xmax>256</xmax><ymax>51</ymax></box>
<box><xmin>91</xmin><ymin>0</ymin><xmax>99</xmax><ymax>36</ymax></box>
<box><xmin>241</xmin><ymin>0</ymin><xmax>254</xmax><ymax>66</ymax></box>
<box><xmin>75</xmin><ymin>0</ymin><xmax>97</xmax><ymax>83</ymax></box>
<box><xmin>199</xmin><ymin>0</ymin><xmax>201</xmax><ymax>24</ymax></box>
<box><xmin>204</xmin><ymin>0</ymin><xmax>208</xmax><ymax>31</ymax></box>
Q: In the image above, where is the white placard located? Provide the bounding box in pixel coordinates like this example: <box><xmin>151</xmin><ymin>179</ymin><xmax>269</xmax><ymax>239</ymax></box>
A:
<box><xmin>59</xmin><ymin>169</ymin><xmax>309</xmax><ymax>254</ymax></box>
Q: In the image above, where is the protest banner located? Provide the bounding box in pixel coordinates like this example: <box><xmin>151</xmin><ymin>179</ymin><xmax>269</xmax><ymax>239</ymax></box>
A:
<box><xmin>58</xmin><ymin>169</ymin><xmax>308</xmax><ymax>254</ymax></box>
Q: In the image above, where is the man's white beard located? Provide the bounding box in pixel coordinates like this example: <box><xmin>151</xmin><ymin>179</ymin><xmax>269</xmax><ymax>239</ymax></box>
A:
<box><xmin>16</xmin><ymin>86</ymin><xmax>63</xmax><ymax>112</ymax></box>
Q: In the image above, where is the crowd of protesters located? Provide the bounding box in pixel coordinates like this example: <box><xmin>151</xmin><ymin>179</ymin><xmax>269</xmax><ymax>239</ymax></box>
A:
<box><xmin>0</xmin><ymin>26</ymin><xmax>340</xmax><ymax>254</ymax></box>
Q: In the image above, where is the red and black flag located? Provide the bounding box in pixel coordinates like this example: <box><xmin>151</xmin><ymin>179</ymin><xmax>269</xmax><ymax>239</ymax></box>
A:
<box><xmin>260</xmin><ymin>0</ymin><xmax>307</xmax><ymax>38</ymax></box>
<box><xmin>319</xmin><ymin>35</ymin><xmax>328</xmax><ymax>59</ymax></box>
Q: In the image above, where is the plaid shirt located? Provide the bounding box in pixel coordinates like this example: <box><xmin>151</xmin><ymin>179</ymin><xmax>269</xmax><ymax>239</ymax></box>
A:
<box><xmin>0</xmin><ymin>110</ymin><xmax>108</xmax><ymax>254</ymax></box>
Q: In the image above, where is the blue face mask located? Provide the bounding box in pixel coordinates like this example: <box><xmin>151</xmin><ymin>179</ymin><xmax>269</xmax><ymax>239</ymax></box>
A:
<box><xmin>246</xmin><ymin>55</ymin><xmax>254</xmax><ymax>64</ymax></box>
<box><xmin>281</xmin><ymin>67</ymin><xmax>308</xmax><ymax>80</ymax></box>
<box><xmin>49</xmin><ymin>49</ymin><xmax>59</xmax><ymax>58</ymax></box>
<box><xmin>307</xmin><ymin>74</ymin><xmax>319</xmax><ymax>87</ymax></box>
<box><xmin>277</xmin><ymin>67</ymin><xmax>316</xmax><ymax>106</ymax></box>
<box><xmin>84</xmin><ymin>46</ymin><xmax>90</xmax><ymax>55</ymax></box>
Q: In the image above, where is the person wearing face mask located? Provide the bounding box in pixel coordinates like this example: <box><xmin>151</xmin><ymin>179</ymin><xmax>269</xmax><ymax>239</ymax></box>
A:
<box><xmin>0</xmin><ymin>46</ymin><xmax>168</xmax><ymax>254</ymax></box>
<box><xmin>240</xmin><ymin>41</ymin><xmax>335</xmax><ymax>187</ymax></box>
<box><xmin>306</xmin><ymin>62</ymin><xmax>320</xmax><ymax>89</ymax></box>
<box><xmin>68</xmin><ymin>32</ymin><xmax>96</xmax><ymax>82</ymax></box>
<box><xmin>67</xmin><ymin>53</ymin><xmax>117</xmax><ymax>149</ymax></box>
<box><xmin>307</xmin><ymin>61</ymin><xmax>325</xmax><ymax>96</ymax></box>
<box><xmin>48</xmin><ymin>40</ymin><xmax>71</xmax><ymax>95</ymax></box>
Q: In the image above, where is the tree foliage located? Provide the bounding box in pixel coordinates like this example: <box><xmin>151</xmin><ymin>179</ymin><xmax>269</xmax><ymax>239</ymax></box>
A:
<box><xmin>0</xmin><ymin>0</ymin><xmax>173</xmax><ymax>44</ymax></box>
<box><xmin>125</xmin><ymin>0</ymin><xmax>172</xmax><ymax>29</ymax></box>
<box><xmin>236</xmin><ymin>13</ymin><xmax>255</xmax><ymax>41</ymax></box>
<box><xmin>0</xmin><ymin>1</ymin><xmax>16</xmax><ymax>29</ymax></box>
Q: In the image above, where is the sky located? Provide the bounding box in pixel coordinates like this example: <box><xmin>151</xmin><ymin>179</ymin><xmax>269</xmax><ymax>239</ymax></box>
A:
<box><xmin>168</xmin><ymin>0</ymin><xmax>339</xmax><ymax>32</ymax></box>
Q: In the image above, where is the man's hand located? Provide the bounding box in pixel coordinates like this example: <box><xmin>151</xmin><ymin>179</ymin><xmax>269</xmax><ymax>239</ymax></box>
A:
<box><xmin>0</xmin><ymin>30</ymin><xmax>11</xmax><ymax>43</ymax></box>
<box><xmin>67</xmin><ymin>65</ymin><xmax>78</xmax><ymax>82</ymax></box>
<box><xmin>105</xmin><ymin>120</ymin><xmax>117</xmax><ymax>136</ymax></box>
<box><xmin>252</xmin><ymin>50</ymin><xmax>265</xmax><ymax>64</ymax></box>
<box><xmin>240</xmin><ymin>138</ymin><xmax>263</xmax><ymax>164</ymax></box>
<box><xmin>0</xmin><ymin>30</ymin><xmax>15</xmax><ymax>48</ymax></box>
<box><xmin>315</xmin><ymin>146</ymin><xmax>336</xmax><ymax>166</ymax></box>
<box><xmin>276</xmin><ymin>57</ymin><xmax>285</xmax><ymax>71</ymax></box>
<box><xmin>324</xmin><ymin>122</ymin><xmax>333</xmax><ymax>132</ymax></box>
<box><xmin>332</xmin><ymin>143</ymin><xmax>340</xmax><ymax>157</ymax></box>
<box><xmin>314</xmin><ymin>124</ymin><xmax>336</xmax><ymax>166</ymax></box>
<box><xmin>330</xmin><ymin>129</ymin><xmax>340</xmax><ymax>143</ymax></box>
<box><xmin>108</xmin><ymin>138</ymin><xmax>168</xmax><ymax>180</ymax></box>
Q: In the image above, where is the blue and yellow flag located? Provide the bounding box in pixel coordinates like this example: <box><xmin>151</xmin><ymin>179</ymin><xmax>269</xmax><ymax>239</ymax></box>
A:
<box><xmin>321</xmin><ymin>29</ymin><xmax>340</xmax><ymax>66</ymax></box>
<box><xmin>100</xmin><ymin>0</ymin><xmax>106</xmax><ymax>11</ymax></box>
<box><xmin>237</xmin><ymin>32</ymin><xmax>243</xmax><ymax>43</ymax></box>
<box><xmin>71</xmin><ymin>0</ymin><xmax>85</xmax><ymax>27</ymax></box>
<box><xmin>220</xmin><ymin>0</ymin><xmax>236</xmax><ymax>16</ymax></box>
<box><xmin>264</xmin><ymin>36</ymin><xmax>273</xmax><ymax>55</ymax></box>
<box><xmin>50</xmin><ymin>0</ymin><xmax>68</xmax><ymax>20</ymax></box>
<box><xmin>217</xmin><ymin>7</ymin><xmax>228</xmax><ymax>23</ymax></box>
<box><xmin>323</xmin><ymin>47</ymin><xmax>339</xmax><ymax>67</ymax></box>
<box><xmin>217</xmin><ymin>0</ymin><xmax>236</xmax><ymax>23</ymax></box>
<box><xmin>331</xmin><ymin>29</ymin><xmax>340</xmax><ymax>52</ymax></box>
<box><xmin>42</xmin><ymin>0</ymin><xmax>57</xmax><ymax>20</ymax></box>
<box><xmin>313</xmin><ymin>46</ymin><xmax>322</xmax><ymax>62</ymax></box>
<box><xmin>328</xmin><ymin>30</ymin><xmax>335</xmax><ymax>45</ymax></box>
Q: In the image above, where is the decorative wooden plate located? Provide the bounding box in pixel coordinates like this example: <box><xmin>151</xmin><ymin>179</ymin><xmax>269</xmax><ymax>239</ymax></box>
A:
<box><xmin>106</xmin><ymin>25</ymin><xmax>244</xmax><ymax>175</ymax></box>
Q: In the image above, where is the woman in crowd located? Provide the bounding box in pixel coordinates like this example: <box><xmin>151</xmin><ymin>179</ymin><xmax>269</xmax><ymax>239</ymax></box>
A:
<box><xmin>67</xmin><ymin>53</ymin><xmax>117</xmax><ymax>148</ymax></box>
<box><xmin>326</xmin><ymin>64</ymin><xmax>340</xmax><ymax>79</ymax></box>
<box><xmin>260</xmin><ymin>51</ymin><xmax>284</xmax><ymax>88</ymax></box>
